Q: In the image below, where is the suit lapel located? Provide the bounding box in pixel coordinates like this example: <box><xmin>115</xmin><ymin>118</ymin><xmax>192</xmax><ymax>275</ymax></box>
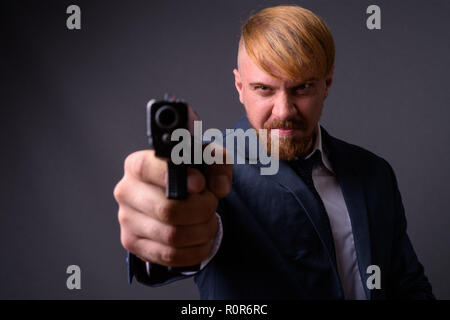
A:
<box><xmin>265</xmin><ymin>160</ymin><xmax>341</xmax><ymax>279</ymax></box>
<box><xmin>322</xmin><ymin>127</ymin><xmax>372</xmax><ymax>300</ymax></box>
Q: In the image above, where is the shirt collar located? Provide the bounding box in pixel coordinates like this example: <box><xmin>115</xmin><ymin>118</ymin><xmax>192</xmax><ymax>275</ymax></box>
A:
<box><xmin>302</xmin><ymin>122</ymin><xmax>334</xmax><ymax>174</ymax></box>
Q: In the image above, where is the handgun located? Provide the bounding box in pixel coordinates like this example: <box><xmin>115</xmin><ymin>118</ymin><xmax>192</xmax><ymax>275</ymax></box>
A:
<box><xmin>146</xmin><ymin>93</ymin><xmax>191</xmax><ymax>200</ymax></box>
<box><xmin>146</xmin><ymin>94</ymin><xmax>202</xmax><ymax>273</ymax></box>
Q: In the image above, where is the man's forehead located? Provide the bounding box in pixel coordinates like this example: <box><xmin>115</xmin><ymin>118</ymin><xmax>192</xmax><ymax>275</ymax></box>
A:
<box><xmin>237</xmin><ymin>44</ymin><xmax>316</xmax><ymax>84</ymax></box>
<box><xmin>239</xmin><ymin>60</ymin><xmax>316</xmax><ymax>86</ymax></box>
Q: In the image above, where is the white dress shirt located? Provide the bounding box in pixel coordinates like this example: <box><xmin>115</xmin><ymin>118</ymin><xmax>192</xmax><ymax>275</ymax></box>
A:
<box><xmin>147</xmin><ymin>123</ymin><xmax>366</xmax><ymax>299</ymax></box>
<box><xmin>301</xmin><ymin>123</ymin><xmax>366</xmax><ymax>300</ymax></box>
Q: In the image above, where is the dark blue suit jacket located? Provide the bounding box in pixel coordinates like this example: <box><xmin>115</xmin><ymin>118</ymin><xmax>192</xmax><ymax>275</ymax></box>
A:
<box><xmin>127</xmin><ymin>116</ymin><xmax>434</xmax><ymax>299</ymax></box>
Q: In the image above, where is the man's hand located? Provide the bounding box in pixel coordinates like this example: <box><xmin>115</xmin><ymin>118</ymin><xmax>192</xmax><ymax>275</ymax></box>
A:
<box><xmin>114</xmin><ymin>149</ymin><xmax>232</xmax><ymax>267</ymax></box>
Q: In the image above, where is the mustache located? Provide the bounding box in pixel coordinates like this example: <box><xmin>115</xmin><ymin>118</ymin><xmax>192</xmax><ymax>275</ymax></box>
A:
<box><xmin>263</xmin><ymin>119</ymin><xmax>306</xmax><ymax>130</ymax></box>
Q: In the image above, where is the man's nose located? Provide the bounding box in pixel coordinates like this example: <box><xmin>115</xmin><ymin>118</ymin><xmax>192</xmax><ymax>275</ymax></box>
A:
<box><xmin>271</xmin><ymin>91</ymin><xmax>297</xmax><ymax>120</ymax></box>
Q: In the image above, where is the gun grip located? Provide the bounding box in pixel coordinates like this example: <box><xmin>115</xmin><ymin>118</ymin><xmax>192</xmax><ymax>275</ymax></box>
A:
<box><xmin>166</xmin><ymin>161</ymin><xmax>202</xmax><ymax>273</ymax></box>
<box><xmin>166</xmin><ymin>161</ymin><xmax>188</xmax><ymax>199</ymax></box>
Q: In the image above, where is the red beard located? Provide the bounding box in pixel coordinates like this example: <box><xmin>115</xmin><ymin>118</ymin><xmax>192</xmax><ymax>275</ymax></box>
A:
<box><xmin>260</xmin><ymin>119</ymin><xmax>316</xmax><ymax>160</ymax></box>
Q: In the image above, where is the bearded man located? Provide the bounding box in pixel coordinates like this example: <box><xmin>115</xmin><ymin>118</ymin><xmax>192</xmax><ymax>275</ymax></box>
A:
<box><xmin>113</xmin><ymin>5</ymin><xmax>434</xmax><ymax>299</ymax></box>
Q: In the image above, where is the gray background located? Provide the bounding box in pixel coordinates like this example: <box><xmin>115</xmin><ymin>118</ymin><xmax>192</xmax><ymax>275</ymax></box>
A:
<box><xmin>1</xmin><ymin>0</ymin><xmax>449</xmax><ymax>299</ymax></box>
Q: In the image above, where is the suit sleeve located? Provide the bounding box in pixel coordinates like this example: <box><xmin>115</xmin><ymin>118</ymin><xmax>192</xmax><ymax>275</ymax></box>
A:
<box><xmin>386</xmin><ymin>163</ymin><xmax>435</xmax><ymax>299</ymax></box>
<box><xmin>127</xmin><ymin>252</ymin><xmax>190</xmax><ymax>286</ymax></box>
<box><xmin>126</xmin><ymin>212</ymin><xmax>224</xmax><ymax>287</ymax></box>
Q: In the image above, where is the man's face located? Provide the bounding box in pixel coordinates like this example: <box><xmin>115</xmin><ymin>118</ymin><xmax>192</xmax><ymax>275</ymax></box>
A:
<box><xmin>233</xmin><ymin>45</ymin><xmax>334</xmax><ymax>160</ymax></box>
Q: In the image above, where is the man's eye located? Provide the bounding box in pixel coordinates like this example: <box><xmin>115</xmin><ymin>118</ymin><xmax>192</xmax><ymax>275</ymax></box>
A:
<box><xmin>298</xmin><ymin>83</ymin><xmax>313</xmax><ymax>90</ymax></box>
<box><xmin>294</xmin><ymin>83</ymin><xmax>314</xmax><ymax>93</ymax></box>
<box><xmin>255</xmin><ymin>85</ymin><xmax>271</xmax><ymax>91</ymax></box>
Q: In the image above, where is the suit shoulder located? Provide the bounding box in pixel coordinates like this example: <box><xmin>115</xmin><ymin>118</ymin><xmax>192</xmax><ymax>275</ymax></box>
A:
<box><xmin>329</xmin><ymin>134</ymin><xmax>394</xmax><ymax>176</ymax></box>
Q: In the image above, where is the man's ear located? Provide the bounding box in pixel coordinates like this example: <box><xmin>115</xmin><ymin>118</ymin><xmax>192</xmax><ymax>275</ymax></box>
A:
<box><xmin>233</xmin><ymin>68</ymin><xmax>244</xmax><ymax>104</ymax></box>
<box><xmin>324</xmin><ymin>65</ymin><xmax>334</xmax><ymax>99</ymax></box>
